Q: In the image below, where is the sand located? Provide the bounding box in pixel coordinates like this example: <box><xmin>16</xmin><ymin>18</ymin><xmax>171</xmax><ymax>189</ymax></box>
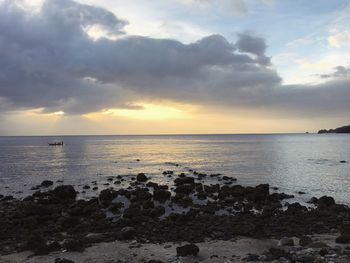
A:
<box><xmin>1</xmin><ymin>233</ymin><xmax>343</xmax><ymax>263</ymax></box>
<box><xmin>0</xmin><ymin>237</ymin><xmax>279</xmax><ymax>263</ymax></box>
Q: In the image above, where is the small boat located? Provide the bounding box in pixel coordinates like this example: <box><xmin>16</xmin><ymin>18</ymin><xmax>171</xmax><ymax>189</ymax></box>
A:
<box><xmin>48</xmin><ymin>141</ymin><xmax>63</xmax><ymax>146</ymax></box>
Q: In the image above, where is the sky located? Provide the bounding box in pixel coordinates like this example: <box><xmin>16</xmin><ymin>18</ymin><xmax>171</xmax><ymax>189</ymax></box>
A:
<box><xmin>0</xmin><ymin>0</ymin><xmax>350</xmax><ymax>135</ymax></box>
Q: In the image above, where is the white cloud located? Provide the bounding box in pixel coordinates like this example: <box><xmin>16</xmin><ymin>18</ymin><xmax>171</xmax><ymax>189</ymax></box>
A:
<box><xmin>174</xmin><ymin>0</ymin><xmax>272</xmax><ymax>16</ymax></box>
<box><xmin>73</xmin><ymin>0</ymin><xmax>210</xmax><ymax>43</ymax></box>
<box><xmin>328</xmin><ymin>31</ymin><xmax>350</xmax><ymax>48</ymax></box>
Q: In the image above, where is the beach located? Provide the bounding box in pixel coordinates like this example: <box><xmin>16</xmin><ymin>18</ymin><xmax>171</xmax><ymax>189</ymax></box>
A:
<box><xmin>1</xmin><ymin>169</ymin><xmax>350</xmax><ymax>262</ymax></box>
<box><xmin>2</xmin><ymin>235</ymin><xmax>347</xmax><ymax>263</ymax></box>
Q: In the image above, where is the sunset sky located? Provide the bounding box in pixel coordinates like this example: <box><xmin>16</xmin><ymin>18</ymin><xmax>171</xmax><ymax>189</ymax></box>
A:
<box><xmin>1</xmin><ymin>0</ymin><xmax>350</xmax><ymax>135</ymax></box>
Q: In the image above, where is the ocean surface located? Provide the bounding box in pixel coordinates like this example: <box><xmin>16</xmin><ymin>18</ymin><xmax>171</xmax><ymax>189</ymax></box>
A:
<box><xmin>0</xmin><ymin>134</ymin><xmax>349</xmax><ymax>204</ymax></box>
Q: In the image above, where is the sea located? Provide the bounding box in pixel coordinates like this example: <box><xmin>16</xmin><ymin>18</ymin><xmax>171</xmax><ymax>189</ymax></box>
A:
<box><xmin>0</xmin><ymin>134</ymin><xmax>349</xmax><ymax>204</ymax></box>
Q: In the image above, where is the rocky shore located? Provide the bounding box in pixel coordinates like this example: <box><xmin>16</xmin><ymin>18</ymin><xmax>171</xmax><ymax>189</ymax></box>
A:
<box><xmin>318</xmin><ymin>124</ymin><xmax>350</xmax><ymax>134</ymax></box>
<box><xmin>1</xmin><ymin>170</ymin><xmax>350</xmax><ymax>262</ymax></box>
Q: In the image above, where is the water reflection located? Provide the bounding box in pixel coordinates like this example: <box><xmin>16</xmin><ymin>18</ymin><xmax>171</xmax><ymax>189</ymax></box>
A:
<box><xmin>0</xmin><ymin>134</ymin><xmax>349</xmax><ymax>204</ymax></box>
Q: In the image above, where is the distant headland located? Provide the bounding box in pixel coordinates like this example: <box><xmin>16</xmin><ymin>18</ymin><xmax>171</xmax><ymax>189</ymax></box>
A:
<box><xmin>318</xmin><ymin>125</ymin><xmax>350</xmax><ymax>134</ymax></box>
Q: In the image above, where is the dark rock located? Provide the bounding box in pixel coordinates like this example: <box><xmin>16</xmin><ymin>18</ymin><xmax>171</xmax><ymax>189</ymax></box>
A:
<box><xmin>153</xmin><ymin>189</ymin><xmax>171</xmax><ymax>202</ymax></box>
<box><xmin>25</xmin><ymin>234</ymin><xmax>50</xmax><ymax>255</ymax></box>
<box><xmin>119</xmin><ymin>227</ymin><xmax>136</xmax><ymax>240</ymax></box>
<box><xmin>196</xmin><ymin>192</ymin><xmax>207</xmax><ymax>200</ymax></box>
<box><xmin>319</xmin><ymin>248</ymin><xmax>328</xmax><ymax>256</ymax></box>
<box><xmin>60</xmin><ymin>216</ymin><xmax>81</xmax><ymax>228</ymax></box>
<box><xmin>67</xmin><ymin>206</ymin><xmax>83</xmax><ymax>216</ymax></box>
<box><xmin>307</xmin><ymin>197</ymin><xmax>318</xmax><ymax>204</ymax></box>
<box><xmin>195</xmin><ymin>183</ymin><xmax>203</xmax><ymax>192</ymax></box>
<box><xmin>149</xmin><ymin>206</ymin><xmax>166</xmax><ymax>218</ymax></box>
<box><xmin>336</xmin><ymin>235</ymin><xmax>350</xmax><ymax>243</ymax></box>
<box><xmin>55</xmin><ymin>259</ymin><xmax>75</xmax><ymax>263</ymax></box>
<box><xmin>318</xmin><ymin>196</ymin><xmax>335</xmax><ymax>207</ymax></box>
<box><xmin>109</xmin><ymin>202</ymin><xmax>123</xmax><ymax>213</ymax></box>
<box><xmin>294</xmin><ymin>254</ymin><xmax>316</xmax><ymax>262</ymax></box>
<box><xmin>340</xmin><ymin>224</ymin><xmax>350</xmax><ymax>235</ymax></box>
<box><xmin>286</xmin><ymin>203</ymin><xmax>308</xmax><ymax>214</ymax></box>
<box><xmin>172</xmin><ymin>193</ymin><xmax>193</xmax><ymax>206</ymax></box>
<box><xmin>131</xmin><ymin>188</ymin><xmax>152</xmax><ymax>202</ymax></box>
<box><xmin>99</xmin><ymin>189</ymin><xmax>118</xmax><ymax>207</ymax></box>
<box><xmin>142</xmin><ymin>200</ymin><xmax>154</xmax><ymax>209</ymax></box>
<box><xmin>137</xmin><ymin>173</ymin><xmax>148</xmax><ymax>182</ymax></box>
<box><xmin>265</xmin><ymin>248</ymin><xmax>289</xmax><ymax>260</ymax></box>
<box><xmin>308</xmin><ymin>241</ymin><xmax>328</xmax><ymax>248</ymax></box>
<box><xmin>123</xmin><ymin>207</ymin><xmax>141</xmax><ymax>218</ymax></box>
<box><xmin>318</xmin><ymin>125</ymin><xmax>350</xmax><ymax>134</ymax></box>
<box><xmin>244</xmin><ymin>254</ymin><xmax>259</xmax><ymax>261</ymax></box>
<box><xmin>41</xmin><ymin>180</ymin><xmax>54</xmax><ymax>187</ymax></box>
<box><xmin>269</xmin><ymin>192</ymin><xmax>294</xmax><ymax>201</ymax></box>
<box><xmin>278</xmin><ymin>237</ymin><xmax>294</xmax><ymax>246</ymax></box>
<box><xmin>222</xmin><ymin>176</ymin><xmax>236</xmax><ymax>181</ymax></box>
<box><xmin>336</xmin><ymin>225</ymin><xmax>350</xmax><ymax>243</ymax></box>
<box><xmin>246</xmin><ymin>184</ymin><xmax>269</xmax><ymax>201</ymax></box>
<box><xmin>299</xmin><ymin>236</ymin><xmax>312</xmax><ymax>247</ymax></box>
<box><xmin>53</xmin><ymin>185</ymin><xmax>77</xmax><ymax>200</ymax></box>
<box><xmin>47</xmin><ymin>241</ymin><xmax>61</xmax><ymax>252</ymax></box>
<box><xmin>62</xmin><ymin>239</ymin><xmax>85</xmax><ymax>252</ymax></box>
<box><xmin>146</xmin><ymin>182</ymin><xmax>158</xmax><ymax>188</ymax></box>
<box><xmin>174</xmin><ymin>177</ymin><xmax>195</xmax><ymax>185</ymax></box>
<box><xmin>175</xmin><ymin>184</ymin><xmax>194</xmax><ymax>194</ymax></box>
<box><xmin>2</xmin><ymin>195</ymin><xmax>14</xmax><ymax>201</ymax></box>
<box><xmin>85</xmin><ymin>233</ymin><xmax>106</xmax><ymax>243</ymax></box>
<box><xmin>197</xmin><ymin>173</ymin><xmax>207</xmax><ymax>178</ymax></box>
<box><xmin>176</xmin><ymin>244</ymin><xmax>199</xmax><ymax>257</ymax></box>
<box><xmin>83</xmin><ymin>185</ymin><xmax>90</xmax><ymax>189</ymax></box>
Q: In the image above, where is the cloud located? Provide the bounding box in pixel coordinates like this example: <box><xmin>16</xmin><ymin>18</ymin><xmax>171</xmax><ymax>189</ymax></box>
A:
<box><xmin>175</xmin><ymin>0</ymin><xmax>273</xmax><ymax>16</ymax></box>
<box><xmin>0</xmin><ymin>0</ymin><xmax>350</xmax><ymax>119</ymax></box>
<box><xmin>320</xmin><ymin>65</ymin><xmax>350</xmax><ymax>79</ymax></box>
<box><xmin>225</xmin><ymin>0</ymin><xmax>248</xmax><ymax>15</ymax></box>
<box><xmin>0</xmin><ymin>0</ymin><xmax>281</xmax><ymax>115</ymax></box>
<box><xmin>328</xmin><ymin>31</ymin><xmax>350</xmax><ymax>48</ymax></box>
<box><xmin>236</xmin><ymin>32</ymin><xmax>271</xmax><ymax>65</ymax></box>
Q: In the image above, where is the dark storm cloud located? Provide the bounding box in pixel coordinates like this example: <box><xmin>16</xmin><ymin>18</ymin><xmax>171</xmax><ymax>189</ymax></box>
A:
<box><xmin>320</xmin><ymin>65</ymin><xmax>350</xmax><ymax>79</ymax></box>
<box><xmin>236</xmin><ymin>33</ymin><xmax>271</xmax><ymax>66</ymax></box>
<box><xmin>0</xmin><ymin>0</ymin><xmax>350</xmax><ymax>117</ymax></box>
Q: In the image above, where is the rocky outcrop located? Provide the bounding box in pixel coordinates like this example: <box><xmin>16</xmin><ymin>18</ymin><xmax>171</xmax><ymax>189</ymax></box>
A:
<box><xmin>136</xmin><ymin>173</ymin><xmax>148</xmax><ymax>182</ymax></box>
<box><xmin>318</xmin><ymin>124</ymin><xmax>350</xmax><ymax>133</ymax></box>
<box><xmin>53</xmin><ymin>185</ymin><xmax>77</xmax><ymax>200</ymax></box>
<box><xmin>2</xmin><ymin>178</ymin><xmax>350</xmax><ymax>257</ymax></box>
<box><xmin>176</xmin><ymin>244</ymin><xmax>199</xmax><ymax>257</ymax></box>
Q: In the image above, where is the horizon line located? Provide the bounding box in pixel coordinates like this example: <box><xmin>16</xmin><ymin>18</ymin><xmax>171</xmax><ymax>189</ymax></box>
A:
<box><xmin>0</xmin><ymin>132</ymin><xmax>318</xmax><ymax>137</ymax></box>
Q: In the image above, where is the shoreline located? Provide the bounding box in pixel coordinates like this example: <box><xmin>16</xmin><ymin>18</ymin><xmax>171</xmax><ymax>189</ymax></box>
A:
<box><xmin>2</xmin><ymin>234</ymin><xmax>346</xmax><ymax>263</ymax></box>
<box><xmin>1</xmin><ymin>171</ymin><xmax>350</xmax><ymax>262</ymax></box>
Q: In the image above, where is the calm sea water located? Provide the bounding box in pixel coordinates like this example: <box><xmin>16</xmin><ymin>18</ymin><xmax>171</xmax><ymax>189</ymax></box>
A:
<box><xmin>0</xmin><ymin>134</ymin><xmax>349</xmax><ymax>204</ymax></box>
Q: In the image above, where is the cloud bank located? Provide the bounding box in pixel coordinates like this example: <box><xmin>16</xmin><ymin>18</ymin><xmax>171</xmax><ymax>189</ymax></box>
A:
<box><xmin>0</xmin><ymin>0</ymin><xmax>350</xmax><ymax>118</ymax></box>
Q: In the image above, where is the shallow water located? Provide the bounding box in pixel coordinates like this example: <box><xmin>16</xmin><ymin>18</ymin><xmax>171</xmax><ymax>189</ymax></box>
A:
<box><xmin>0</xmin><ymin>134</ymin><xmax>349</xmax><ymax>204</ymax></box>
